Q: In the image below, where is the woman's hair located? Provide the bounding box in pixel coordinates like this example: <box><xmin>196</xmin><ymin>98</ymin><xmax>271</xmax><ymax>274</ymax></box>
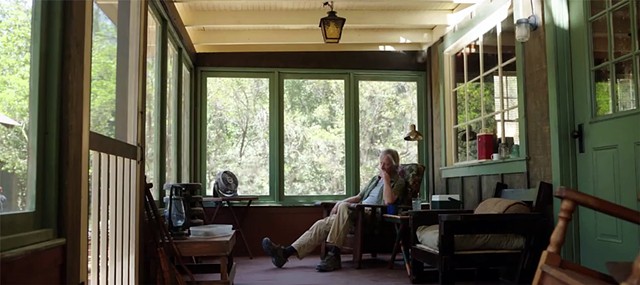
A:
<box><xmin>380</xmin><ymin>148</ymin><xmax>399</xmax><ymax>166</ymax></box>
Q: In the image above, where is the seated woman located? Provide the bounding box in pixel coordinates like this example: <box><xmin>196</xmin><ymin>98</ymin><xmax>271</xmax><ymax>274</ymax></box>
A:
<box><xmin>261</xmin><ymin>148</ymin><xmax>406</xmax><ymax>272</ymax></box>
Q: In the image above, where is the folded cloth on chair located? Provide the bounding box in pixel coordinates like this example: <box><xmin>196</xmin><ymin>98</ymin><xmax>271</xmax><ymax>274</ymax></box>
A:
<box><xmin>416</xmin><ymin>224</ymin><xmax>525</xmax><ymax>252</ymax></box>
<box><xmin>474</xmin><ymin>198</ymin><xmax>531</xmax><ymax>214</ymax></box>
<box><xmin>415</xmin><ymin>198</ymin><xmax>530</xmax><ymax>252</ymax></box>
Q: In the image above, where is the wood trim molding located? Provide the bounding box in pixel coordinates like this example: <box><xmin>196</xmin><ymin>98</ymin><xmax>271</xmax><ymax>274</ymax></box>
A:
<box><xmin>159</xmin><ymin>0</ymin><xmax>196</xmax><ymax>63</ymax></box>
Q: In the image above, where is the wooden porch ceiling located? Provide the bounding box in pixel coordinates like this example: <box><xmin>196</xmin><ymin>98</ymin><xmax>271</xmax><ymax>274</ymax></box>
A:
<box><xmin>168</xmin><ymin>0</ymin><xmax>483</xmax><ymax>53</ymax></box>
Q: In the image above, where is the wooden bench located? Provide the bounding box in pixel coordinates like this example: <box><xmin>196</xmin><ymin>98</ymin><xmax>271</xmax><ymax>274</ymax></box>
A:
<box><xmin>408</xmin><ymin>181</ymin><xmax>553</xmax><ymax>284</ymax></box>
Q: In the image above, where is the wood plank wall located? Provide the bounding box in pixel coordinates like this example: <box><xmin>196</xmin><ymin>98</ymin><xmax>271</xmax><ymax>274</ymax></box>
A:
<box><xmin>203</xmin><ymin>206</ymin><xmax>324</xmax><ymax>258</ymax></box>
<box><xmin>1</xmin><ymin>245</ymin><xmax>65</xmax><ymax>284</ymax></box>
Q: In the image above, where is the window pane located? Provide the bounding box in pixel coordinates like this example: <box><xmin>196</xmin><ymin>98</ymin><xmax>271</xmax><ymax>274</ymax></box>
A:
<box><xmin>594</xmin><ymin>66</ymin><xmax>613</xmax><ymax>116</ymax></box>
<box><xmin>502</xmin><ymin>74</ymin><xmax>519</xmax><ymax>127</ymax></box>
<box><xmin>500</xmin><ymin>13</ymin><xmax>516</xmax><ymax>62</ymax></box>
<box><xmin>206</xmin><ymin>77</ymin><xmax>269</xmax><ymax>196</ymax></box>
<box><xmin>284</xmin><ymin>79</ymin><xmax>345</xmax><ymax>196</ymax></box>
<box><xmin>611</xmin><ymin>0</ymin><xmax>625</xmax><ymax>9</ymax></box>
<box><xmin>467</xmin><ymin>48</ymin><xmax>481</xmax><ymax>81</ymax></box>
<box><xmin>0</xmin><ymin>0</ymin><xmax>33</xmax><ymax>213</ymax></box>
<box><xmin>455</xmin><ymin>89</ymin><xmax>465</xmax><ymax>124</ymax></box>
<box><xmin>90</xmin><ymin>2</ymin><xmax>117</xmax><ymax>137</ymax></box>
<box><xmin>456</xmin><ymin>122</ymin><xmax>481</xmax><ymax>162</ymax></box>
<box><xmin>454</xmin><ymin>126</ymin><xmax>465</xmax><ymax>162</ymax></box>
<box><xmin>453</xmin><ymin>52</ymin><xmax>465</xmax><ymax>88</ymax></box>
<box><xmin>466</xmin><ymin>80</ymin><xmax>483</xmax><ymax>122</ymax></box>
<box><xmin>482</xmin><ymin>73</ymin><xmax>496</xmax><ymax>117</ymax></box>
<box><xmin>615</xmin><ymin>59</ymin><xmax>636</xmax><ymax>112</ymax></box>
<box><xmin>358</xmin><ymin>80</ymin><xmax>417</xmax><ymax>189</ymax></box>
<box><xmin>145</xmin><ymin>11</ymin><xmax>159</xmax><ymax>196</ymax></box>
<box><xmin>591</xmin><ymin>15</ymin><xmax>608</xmax><ymax>67</ymax></box>
<box><xmin>612</xmin><ymin>5</ymin><xmax>632</xmax><ymax>59</ymax></box>
<box><xmin>181</xmin><ymin>65</ymin><xmax>191</xmax><ymax>182</ymax></box>
<box><xmin>166</xmin><ymin>42</ymin><xmax>178</xmax><ymax>183</ymax></box>
<box><xmin>482</xmin><ymin>28</ymin><xmax>499</xmax><ymax>73</ymax></box>
<box><xmin>636</xmin><ymin>2</ymin><xmax>639</xmax><ymax>51</ymax></box>
<box><xmin>590</xmin><ymin>0</ymin><xmax>607</xmax><ymax>15</ymax></box>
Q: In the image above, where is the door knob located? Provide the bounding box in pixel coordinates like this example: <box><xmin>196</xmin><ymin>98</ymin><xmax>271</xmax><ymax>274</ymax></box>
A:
<box><xmin>572</xmin><ymin>124</ymin><xmax>584</xmax><ymax>153</ymax></box>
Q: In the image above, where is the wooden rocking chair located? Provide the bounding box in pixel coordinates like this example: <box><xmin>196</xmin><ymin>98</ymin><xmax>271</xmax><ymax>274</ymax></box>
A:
<box><xmin>533</xmin><ymin>187</ymin><xmax>640</xmax><ymax>285</ymax></box>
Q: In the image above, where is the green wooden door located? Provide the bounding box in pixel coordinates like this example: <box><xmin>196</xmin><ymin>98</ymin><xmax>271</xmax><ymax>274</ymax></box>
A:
<box><xmin>569</xmin><ymin>0</ymin><xmax>640</xmax><ymax>272</ymax></box>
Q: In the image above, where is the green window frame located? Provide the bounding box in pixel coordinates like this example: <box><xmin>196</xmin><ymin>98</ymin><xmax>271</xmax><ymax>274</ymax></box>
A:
<box><xmin>0</xmin><ymin>0</ymin><xmax>61</xmax><ymax>250</ymax></box>
<box><xmin>588</xmin><ymin>0</ymin><xmax>639</xmax><ymax>118</ymax></box>
<box><xmin>200</xmin><ymin>69</ymin><xmax>426</xmax><ymax>205</ymax></box>
<box><xmin>145</xmin><ymin>1</ymin><xmax>195</xmax><ymax>199</ymax></box>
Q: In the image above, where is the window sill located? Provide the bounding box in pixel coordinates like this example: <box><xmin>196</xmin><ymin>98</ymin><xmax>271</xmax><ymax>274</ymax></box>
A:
<box><xmin>0</xmin><ymin>228</ymin><xmax>56</xmax><ymax>253</ymax></box>
<box><xmin>440</xmin><ymin>157</ymin><xmax>528</xmax><ymax>178</ymax></box>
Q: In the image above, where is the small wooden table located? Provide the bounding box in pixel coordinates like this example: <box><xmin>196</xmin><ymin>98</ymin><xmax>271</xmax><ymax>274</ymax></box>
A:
<box><xmin>383</xmin><ymin>214</ymin><xmax>411</xmax><ymax>276</ymax></box>
<box><xmin>174</xmin><ymin>231</ymin><xmax>236</xmax><ymax>284</ymax></box>
<box><xmin>203</xmin><ymin>196</ymin><xmax>258</xmax><ymax>259</ymax></box>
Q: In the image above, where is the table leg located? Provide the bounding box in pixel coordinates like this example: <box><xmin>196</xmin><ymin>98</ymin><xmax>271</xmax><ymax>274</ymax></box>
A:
<box><xmin>220</xmin><ymin>256</ymin><xmax>228</xmax><ymax>281</ymax></box>
<box><xmin>400</xmin><ymin>224</ymin><xmax>411</xmax><ymax>276</ymax></box>
<box><xmin>206</xmin><ymin>201</ymin><xmax>223</xmax><ymax>225</ymax></box>
<box><xmin>389</xmin><ymin>223</ymin><xmax>402</xmax><ymax>269</ymax></box>
<box><xmin>226</xmin><ymin>201</ymin><xmax>254</xmax><ymax>259</ymax></box>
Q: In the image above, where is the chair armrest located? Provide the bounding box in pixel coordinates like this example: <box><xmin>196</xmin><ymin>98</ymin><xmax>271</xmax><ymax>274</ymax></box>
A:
<box><xmin>317</xmin><ymin>202</ymin><xmax>386</xmax><ymax>216</ymax></box>
<box><xmin>317</xmin><ymin>201</ymin><xmax>337</xmax><ymax>218</ymax></box>
<box><xmin>317</xmin><ymin>201</ymin><xmax>337</xmax><ymax>208</ymax></box>
<box><xmin>353</xmin><ymin>204</ymin><xmax>386</xmax><ymax>210</ymax></box>
<box><xmin>407</xmin><ymin>209</ymin><xmax>474</xmax><ymax>228</ymax></box>
<box><xmin>438</xmin><ymin>213</ymin><xmax>547</xmax><ymax>235</ymax></box>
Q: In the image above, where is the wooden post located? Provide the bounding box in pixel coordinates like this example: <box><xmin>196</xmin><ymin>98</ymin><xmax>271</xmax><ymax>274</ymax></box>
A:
<box><xmin>59</xmin><ymin>0</ymin><xmax>92</xmax><ymax>283</ymax></box>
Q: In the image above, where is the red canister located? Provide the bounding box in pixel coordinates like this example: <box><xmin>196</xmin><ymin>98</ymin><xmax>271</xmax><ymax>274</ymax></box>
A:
<box><xmin>477</xmin><ymin>133</ymin><xmax>494</xmax><ymax>160</ymax></box>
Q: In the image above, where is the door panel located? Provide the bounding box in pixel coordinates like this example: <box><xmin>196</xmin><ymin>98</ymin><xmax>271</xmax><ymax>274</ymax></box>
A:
<box><xmin>570</xmin><ymin>0</ymin><xmax>640</xmax><ymax>272</ymax></box>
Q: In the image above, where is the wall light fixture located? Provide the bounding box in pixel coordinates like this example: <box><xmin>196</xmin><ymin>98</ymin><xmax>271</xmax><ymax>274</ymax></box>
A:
<box><xmin>513</xmin><ymin>0</ymin><xmax>538</xmax><ymax>42</ymax></box>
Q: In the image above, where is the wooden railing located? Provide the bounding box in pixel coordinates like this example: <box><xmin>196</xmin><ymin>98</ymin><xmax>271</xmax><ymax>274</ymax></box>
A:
<box><xmin>89</xmin><ymin>132</ymin><xmax>139</xmax><ymax>285</ymax></box>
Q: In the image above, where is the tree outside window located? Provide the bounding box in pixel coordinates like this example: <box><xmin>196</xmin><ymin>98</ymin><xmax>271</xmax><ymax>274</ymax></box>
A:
<box><xmin>0</xmin><ymin>0</ymin><xmax>33</xmax><ymax>214</ymax></box>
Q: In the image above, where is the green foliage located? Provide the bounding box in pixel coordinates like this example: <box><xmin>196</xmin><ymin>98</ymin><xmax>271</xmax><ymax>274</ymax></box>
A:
<box><xmin>206</xmin><ymin>77</ymin><xmax>270</xmax><ymax>196</ymax></box>
<box><xmin>358</xmin><ymin>81</ymin><xmax>418</xmax><ymax>188</ymax></box>
<box><xmin>90</xmin><ymin>3</ymin><xmax>117</xmax><ymax>137</ymax></box>
<box><xmin>0</xmin><ymin>0</ymin><xmax>32</xmax><ymax>210</ymax></box>
<box><xmin>455</xmin><ymin>80</ymin><xmax>496</xmax><ymax>161</ymax></box>
<box><xmin>204</xmin><ymin>76</ymin><xmax>419</xmax><ymax>197</ymax></box>
<box><xmin>595</xmin><ymin>81</ymin><xmax>612</xmax><ymax>116</ymax></box>
<box><xmin>284</xmin><ymin>79</ymin><xmax>346</xmax><ymax>196</ymax></box>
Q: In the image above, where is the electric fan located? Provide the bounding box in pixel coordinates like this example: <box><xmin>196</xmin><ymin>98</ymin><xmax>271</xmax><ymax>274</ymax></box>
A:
<box><xmin>213</xmin><ymin>170</ymin><xmax>239</xmax><ymax>197</ymax></box>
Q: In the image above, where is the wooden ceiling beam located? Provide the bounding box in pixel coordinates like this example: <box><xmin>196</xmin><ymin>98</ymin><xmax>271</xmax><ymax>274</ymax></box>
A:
<box><xmin>194</xmin><ymin>42</ymin><xmax>429</xmax><ymax>53</ymax></box>
<box><xmin>189</xmin><ymin>28</ymin><xmax>434</xmax><ymax>45</ymax></box>
<box><xmin>173</xmin><ymin>0</ymin><xmax>477</xmax><ymax>4</ymax></box>
<box><xmin>177</xmin><ymin>10</ymin><xmax>451</xmax><ymax>27</ymax></box>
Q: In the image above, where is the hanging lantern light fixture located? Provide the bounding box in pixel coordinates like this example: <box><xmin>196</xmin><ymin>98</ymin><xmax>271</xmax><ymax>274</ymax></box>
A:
<box><xmin>319</xmin><ymin>1</ymin><xmax>346</xmax><ymax>44</ymax></box>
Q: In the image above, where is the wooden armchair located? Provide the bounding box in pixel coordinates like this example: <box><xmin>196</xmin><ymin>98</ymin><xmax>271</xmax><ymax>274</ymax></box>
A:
<box><xmin>408</xmin><ymin>181</ymin><xmax>553</xmax><ymax>284</ymax></box>
<box><xmin>319</xmin><ymin>163</ymin><xmax>425</xmax><ymax>269</ymax></box>
<box><xmin>533</xmin><ymin>187</ymin><xmax>640</xmax><ymax>285</ymax></box>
